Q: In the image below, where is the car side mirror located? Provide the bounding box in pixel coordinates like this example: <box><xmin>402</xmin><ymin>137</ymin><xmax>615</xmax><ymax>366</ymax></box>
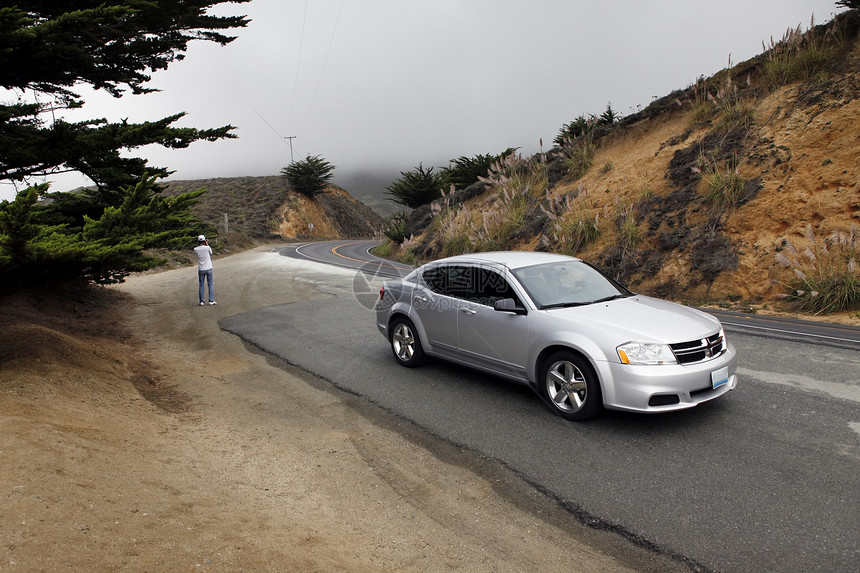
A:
<box><xmin>493</xmin><ymin>298</ymin><xmax>527</xmax><ymax>315</ymax></box>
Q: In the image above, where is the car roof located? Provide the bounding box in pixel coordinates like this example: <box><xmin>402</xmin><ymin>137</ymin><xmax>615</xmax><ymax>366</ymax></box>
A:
<box><xmin>428</xmin><ymin>251</ymin><xmax>580</xmax><ymax>271</ymax></box>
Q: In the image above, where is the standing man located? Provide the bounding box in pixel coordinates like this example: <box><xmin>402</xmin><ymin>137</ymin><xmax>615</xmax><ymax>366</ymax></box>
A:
<box><xmin>194</xmin><ymin>235</ymin><xmax>216</xmax><ymax>306</ymax></box>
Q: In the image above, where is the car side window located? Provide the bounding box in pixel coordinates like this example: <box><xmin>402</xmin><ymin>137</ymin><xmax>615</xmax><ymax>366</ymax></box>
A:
<box><xmin>421</xmin><ymin>265</ymin><xmax>471</xmax><ymax>298</ymax></box>
<box><xmin>469</xmin><ymin>267</ymin><xmax>522</xmax><ymax>307</ymax></box>
<box><xmin>421</xmin><ymin>267</ymin><xmax>447</xmax><ymax>294</ymax></box>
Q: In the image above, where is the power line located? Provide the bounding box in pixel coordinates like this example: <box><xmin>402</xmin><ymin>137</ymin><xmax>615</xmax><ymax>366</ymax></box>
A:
<box><xmin>300</xmin><ymin>0</ymin><xmax>345</xmax><ymax>132</ymax></box>
<box><xmin>289</xmin><ymin>0</ymin><xmax>309</xmax><ymax>125</ymax></box>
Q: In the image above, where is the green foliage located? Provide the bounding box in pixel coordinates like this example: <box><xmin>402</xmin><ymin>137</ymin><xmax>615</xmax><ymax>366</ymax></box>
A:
<box><xmin>383</xmin><ymin>211</ymin><xmax>409</xmax><ymax>244</ymax></box>
<box><xmin>440</xmin><ymin>148</ymin><xmax>517</xmax><ymax>190</ymax></box>
<box><xmin>597</xmin><ymin>102</ymin><xmax>621</xmax><ymax>126</ymax></box>
<box><xmin>775</xmin><ymin>225</ymin><xmax>859</xmax><ymax>314</ymax></box>
<box><xmin>469</xmin><ymin>154</ymin><xmax>543</xmax><ymax>251</ymax></box>
<box><xmin>540</xmin><ymin>187</ymin><xmax>602</xmax><ymax>256</ymax></box>
<box><xmin>0</xmin><ymin>1</ymin><xmax>247</xmax><ymax>285</ymax></box>
<box><xmin>427</xmin><ymin>153</ymin><xmax>547</xmax><ymax>256</ymax></box>
<box><xmin>688</xmin><ymin>77</ymin><xmax>716</xmax><ymax>128</ymax></box>
<box><xmin>554</xmin><ymin>115</ymin><xmax>590</xmax><ymax>145</ymax></box>
<box><xmin>698</xmin><ymin>156</ymin><xmax>745</xmax><ymax>210</ymax></box>
<box><xmin>430</xmin><ymin>189</ymin><xmax>472</xmax><ymax>257</ymax></box>
<box><xmin>385</xmin><ymin>164</ymin><xmax>443</xmax><ymax>209</ymax></box>
<box><xmin>710</xmin><ymin>71</ymin><xmax>755</xmax><ymax>132</ymax></box>
<box><xmin>0</xmin><ymin>1</ymin><xmax>248</xmax><ymax>193</ymax></box>
<box><xmin>552</xmin><ymin>212</ymin><xmax>601</xmax><ymax>257</ymax></box>
<box><xmin>615</xmin><ymin>200</ymin><xmax>642</xmax><ymax>251</ymax></box>
<box><xmin>562</xmin><ymin>133</ymin><xmax>595</xmax><ymax>181</ymax></box>
<box><xmin>555</xmin><ymin>103</ymin><xmax>618</xmax><ymax>142</ymax></box>
<box><xmin>762</xmin><ymin>17</ymin><xmax>846</xmax><ymax>91</ymax></box>
<box><xmin>0</xmin><ymin>175</ymin><xmax>210</xmax><ymax>285</ymax></box>
<box><xmin>281</xmin><ymin>155</ymin><xmax>335</xmax><ymax>197</ymax></box>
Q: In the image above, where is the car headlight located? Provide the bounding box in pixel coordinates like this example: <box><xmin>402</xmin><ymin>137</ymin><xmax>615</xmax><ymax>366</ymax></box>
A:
<box><xmin>617</xmin><ymin>342</ymin><xmax>677</xmax><ymax>365</ymax></box>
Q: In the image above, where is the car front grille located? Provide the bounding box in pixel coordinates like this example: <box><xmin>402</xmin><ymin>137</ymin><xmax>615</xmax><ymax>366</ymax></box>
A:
<box><xmin>670</xmin><ymin>333</ymin><xmax>724</xmax><ymax>365</ymax></box>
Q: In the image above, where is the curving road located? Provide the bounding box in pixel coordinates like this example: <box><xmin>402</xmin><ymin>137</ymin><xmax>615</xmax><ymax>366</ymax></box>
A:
<box><xmin>282</xmin><ymin>239</ymin><xmax>414</xmax><ymax>278</ymax></box>
<box><xmin>223</xmin><ymin>240</ymin><xmax>860</xmax><ymax>572</ymax></box>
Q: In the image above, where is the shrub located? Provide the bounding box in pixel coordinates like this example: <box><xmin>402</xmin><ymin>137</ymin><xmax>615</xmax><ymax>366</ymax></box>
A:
<box><xmin>561</xmin><ymin>133</ymin><xmax>595</xmax><ymax>181</ymax></box>
<box><xmin>428</xmin><ymin>153</ymin><xmax>546</xmax><ymax>255</ymax></box>
<box><xmin>472</xmin><ymin>154</ymin><xmax>545</xmax><ymax>250</ymax></box>
<box><xmin>708</xmin><ymin>71</ymin><xmax>755</xmax><ymax>132</ymax></box>
<box><xmin>554</xmin><ymin>115</ymin><xmax>590</xmax><ymax>145</ymax></box>
<box><xmin>441</xmin><ymin>148</ymin><xmax>517</xmax><ymax>190</ymax></box>
<box><xmin>281</xmin><ymin>155</ymin><xmax>335</xmax><ymax>196</ymax></box>
<box><xmin>688</xmin><ymin>77</ymin><xmax>716</xmax><ymax>127</ymax></box>
<box><xmin>762</xmin><ymin>17</ymin><xmax>846</xmax><ymax>91</ymax></box>
<box><xmin>775</xmin><ymin>224</ymin><xmax>859</xmax><ymax>314</ymax></box>
<box><xmin>382</xmin><ymin>211</ymin><xmax>410</xmax><ymax>244</ymax></box>
<box><xmin>697</xmin><ymin>156</ymin><xmax>744</xmax><ymax>210</ymax></box>
<box><xmin>430</xmin><ymin>188</ymin><xmax>473</xmax><ymax>257</ymax></box>
<box><xmin>597</xmin><ymin>102</ymin><xmax>621</xmax><ymax>125</ymax></box>
<box><xmin>541</xmin><ymin>185</ymin><xmax>602</xmax><ymax>256</ymax></box>
<box><xmin>385</xmin><ymin>163</ymin><xmax>443</xmax><ymax>208</ymax></box>
<box><xmin>616</xmin><ymin>200</ymin><xmax>642</xmax><ymax>252</ymax></box>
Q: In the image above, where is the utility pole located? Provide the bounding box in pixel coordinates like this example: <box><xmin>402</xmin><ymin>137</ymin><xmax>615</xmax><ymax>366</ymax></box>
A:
<box><xmin>284</xmin><ymin>135</ymin><xmax>296</xmax><ymax>163</ymax></box>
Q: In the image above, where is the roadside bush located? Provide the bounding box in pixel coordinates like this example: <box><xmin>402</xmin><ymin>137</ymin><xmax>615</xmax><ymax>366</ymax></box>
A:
<box><xmin>775</xmin><ymin>224</ymin><xmax>859</xmax><ymax>314</ymax></box>
<box><xmin>383</xmin><ymin>211</ymin><xmax>409</xmax><ymax>244</ymax></box>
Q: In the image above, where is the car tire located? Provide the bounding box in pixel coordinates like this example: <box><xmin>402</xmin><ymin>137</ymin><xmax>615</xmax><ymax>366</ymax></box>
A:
<box><xmin>538</xmin><ymin>350</ymin><xmax>602</xmax><ymax>421</ymax></box>
<box><xmin>389</xmin><ymin>316</ymin><xmax>426</xmax><ymax>367</ymax></box>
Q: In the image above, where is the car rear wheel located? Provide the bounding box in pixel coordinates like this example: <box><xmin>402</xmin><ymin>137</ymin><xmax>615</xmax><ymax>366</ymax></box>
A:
<box><xmin>539</xmin><ymin>351</ymin><xmax>601</xmax><ymax>421</ymax></box>
<box><xmin>390</xmin><ymin>316</ymin><xmax>426</xmax><ymax>367</ymax></box>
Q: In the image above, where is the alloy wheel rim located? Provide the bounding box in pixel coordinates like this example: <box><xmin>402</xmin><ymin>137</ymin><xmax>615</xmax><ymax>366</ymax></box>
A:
<box><xmin>393</xmin><ymin>324</ymin><xmax>415</xmax><ymax>361</ymax></box>
<box><xmin>546</xmin><ymin>360</ymin><xmax>587</xmax><ymax>412</ymax></box>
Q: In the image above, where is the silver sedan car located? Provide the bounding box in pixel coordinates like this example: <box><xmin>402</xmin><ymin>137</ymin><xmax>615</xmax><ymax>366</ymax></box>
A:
<box><xmin>376</xmin><ymin>251</ymin><xmax>738</xmax><ymax>421</ymax></box>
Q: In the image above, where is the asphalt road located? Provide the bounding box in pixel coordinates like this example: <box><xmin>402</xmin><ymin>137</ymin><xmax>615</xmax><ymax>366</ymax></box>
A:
<box><xmin>220</xmin><ymin>241</ymin><xmax>860</xmax><ymax>572</ymax></box>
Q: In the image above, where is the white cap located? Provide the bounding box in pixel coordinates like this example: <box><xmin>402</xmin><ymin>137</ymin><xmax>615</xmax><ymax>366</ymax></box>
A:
<box><xmin>197</xmin><ymin>235</ymin><xmax>206</xmax><ymax>242</ymax></box>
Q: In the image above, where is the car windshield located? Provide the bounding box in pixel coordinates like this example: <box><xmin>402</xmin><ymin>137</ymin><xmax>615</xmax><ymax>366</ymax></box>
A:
<box><xmin>512</xmin><ymin>260</ymin><xmax>632</xmax><ymax>309</ymax></box>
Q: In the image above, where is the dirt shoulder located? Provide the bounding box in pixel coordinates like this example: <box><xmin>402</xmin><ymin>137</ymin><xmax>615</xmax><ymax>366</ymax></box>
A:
<box><xmin>0</xmin><ymin>246</ymin><xmax>684</xmax><ymax>571</ymax></box>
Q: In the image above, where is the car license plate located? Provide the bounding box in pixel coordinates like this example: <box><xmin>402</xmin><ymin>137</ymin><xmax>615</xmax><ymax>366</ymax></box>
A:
<box><xmin>711</xmin><ymin>366</ymin><xmax>729</xmax><ymax>389</ymax></box>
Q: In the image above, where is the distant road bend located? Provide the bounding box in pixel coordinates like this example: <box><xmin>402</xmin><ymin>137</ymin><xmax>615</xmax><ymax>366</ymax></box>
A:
<box><xmin>281</xmin><ymin>239</ymin><xmax>860</xmax><ymax>350</ymax></box>
<box><xmin>280</xmin><ymin>239</ymin><xmax>413</xmax><ymax>278</ymax></box>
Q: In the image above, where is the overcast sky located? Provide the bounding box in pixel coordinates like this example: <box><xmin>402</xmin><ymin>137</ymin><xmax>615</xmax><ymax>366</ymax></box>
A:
<box><xmin>2</xmin><ymin>0</ymin><xmax>846</xmax><ymax>199</ymax></box>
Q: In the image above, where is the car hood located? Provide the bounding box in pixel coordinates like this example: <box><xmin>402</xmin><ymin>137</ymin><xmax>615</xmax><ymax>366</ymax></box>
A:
<box><xmin>546</xmin><ymin>295</ymin><xmax>721</xmax><ymax>343</ymax></box>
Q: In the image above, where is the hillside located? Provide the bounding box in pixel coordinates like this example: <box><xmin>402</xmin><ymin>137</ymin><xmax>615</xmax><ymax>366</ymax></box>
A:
<box><xmin>163</xmin><ymin>175</ymin><xmax>386</xmax><ymax>245</ymax></box>
<box><xmin>160</xmin><ymin>14</ymin><xmax>859</xmax><ymax>321</ymax></box>
<box><xmin>393</xmin><ymin>12</ymin><xmax>859</xmax><ymax>319</ymax></box>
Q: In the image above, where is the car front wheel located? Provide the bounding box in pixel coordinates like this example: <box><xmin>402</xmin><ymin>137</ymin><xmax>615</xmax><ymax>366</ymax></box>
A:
<box><xmin>538</xmin><ymin>351</ymin><xmax>602</xmax><ymax>421</ymax></box>
<box><xmin>389</xmin><ymin>316</ymin><xmax>426</xmax><ymax>367</ymax></box>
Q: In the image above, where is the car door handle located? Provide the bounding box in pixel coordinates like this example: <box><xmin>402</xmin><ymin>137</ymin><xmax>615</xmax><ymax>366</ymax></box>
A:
<box><xmin>414</xmin><ymin>295</ymin><xmax>428</xmax><ymax>303</ymax></box>
<box><xmin>460</xmin><ymin>308</ymin><xmax>477</xmax><ymax>315</ymax></box>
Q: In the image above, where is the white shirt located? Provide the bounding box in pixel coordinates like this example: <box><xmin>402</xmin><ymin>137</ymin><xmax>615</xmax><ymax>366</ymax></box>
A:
<box><xmin>193</xmin><ymin>244</ymin><xmax>213</xmax><ymax>271</ymax></box>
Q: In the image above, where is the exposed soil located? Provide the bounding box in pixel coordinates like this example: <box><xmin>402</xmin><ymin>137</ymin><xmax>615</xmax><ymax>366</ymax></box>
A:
<box><xmin>0</xmin><ymin>247</ymin><xmax>685</xmax><ymax>571</ymax></box>
<box><xmin>163</xmin><ymin>177</ymin><xmax>386</xmax><ymax>244</ymax></box>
